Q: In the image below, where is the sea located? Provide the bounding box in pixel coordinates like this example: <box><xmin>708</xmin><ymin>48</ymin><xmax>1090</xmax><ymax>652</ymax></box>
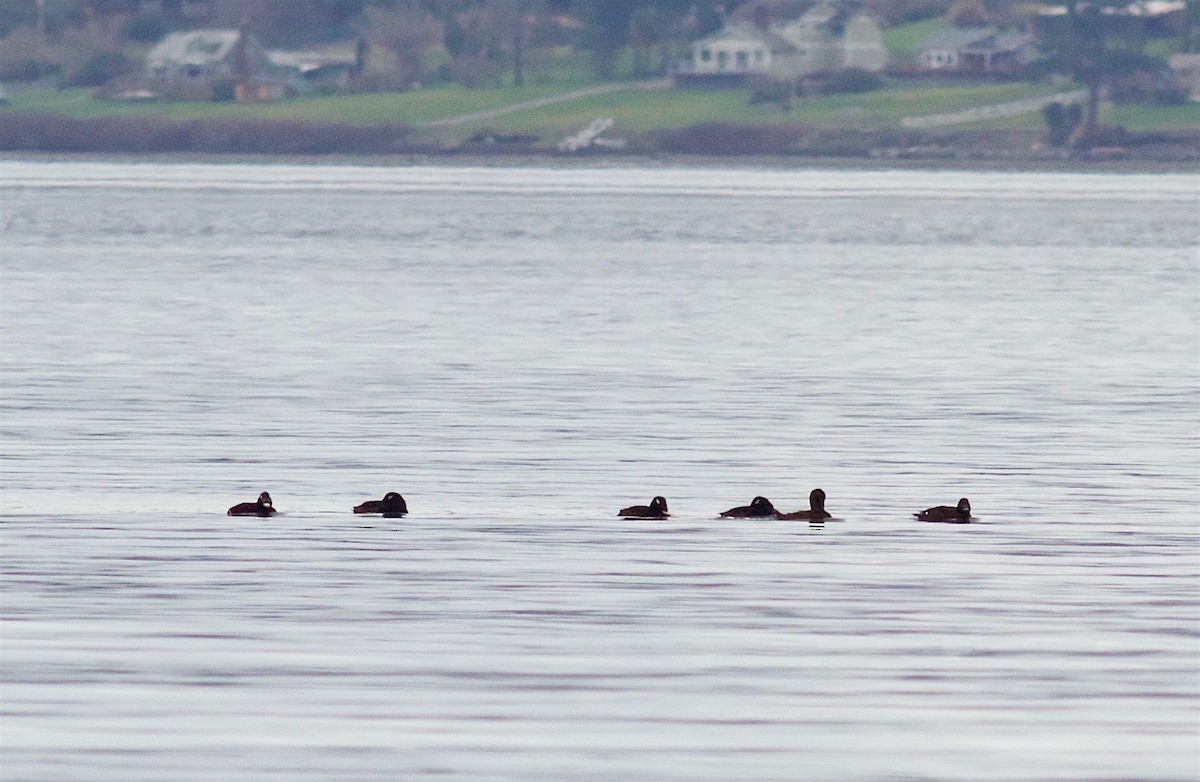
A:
<box><xmin>1</xmin><ymin>160</ymin><xmax>1197</xmax><ymax>781</ymax></box>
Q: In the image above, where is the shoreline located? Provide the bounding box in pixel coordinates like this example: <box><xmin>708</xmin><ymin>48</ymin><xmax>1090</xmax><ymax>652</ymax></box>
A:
<box><xmin>4</xmin><ymin>149</ymin><xmax>1197</xmax><ymax>174</ymax></box>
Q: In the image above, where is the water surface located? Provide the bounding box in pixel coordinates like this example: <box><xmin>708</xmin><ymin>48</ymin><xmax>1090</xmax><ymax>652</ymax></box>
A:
<box><xmin>2</xmin><ymin>161</ymin><xmax>1197</xmax><ymax>781</ymax></box>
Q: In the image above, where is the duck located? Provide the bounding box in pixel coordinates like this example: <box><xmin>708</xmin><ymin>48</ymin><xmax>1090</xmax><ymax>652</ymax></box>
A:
<box><xmin>618</xmin><ymin>496</ymin><xmax>669</xmax><ymax>518</ymax></box>
<box><xmin>775</xmin><ymin>489</ymin><xmax>831</xmax><ymax>520</ymax></box>
<box><xmin>353</xmin><ymin>492</ymin><xmax>408</xmax><ymax>517</ymax></box>
<box><xmin>719</xmin><ymin>496</ymin><xmax>778</xmax><ymax>518</ymax></box>
<box><xmin>227</xmin><ymin>491</ymin><xmax>276</xmax><ymax>517</ymax></box>
<box><xmin>915</xmin><ymin>497</ymin><xmax>972</xmax><ymax>523</ymax></box>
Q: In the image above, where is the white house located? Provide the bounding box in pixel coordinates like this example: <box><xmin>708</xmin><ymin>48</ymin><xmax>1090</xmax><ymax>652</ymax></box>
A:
<box><xmin>915</xmin><ymin>27</ymin><xmax>1035</xmax><ymax>73</ymax></box>
<box><xmin>916</xmin><ymin>27</ymin><xmax>992</xmax><ymax>70</ymax></box>
<box><xmin>777</xmin><ymin>2</ymin><xmax>887</xmax><ymax>75</ymax></box>
<box><xmin>145</xmin><ymin>29</ymin><xmax>305</xmax><ymax>100</ymax></box>
<box><xmin>680</xmin><ymin>2</ymin><xmax>886</xmax><ymax>86</ymax></box>
<box><xmin>687</xmin><ymin>23</ymin><xmax>794</xmax><ymax>77</ymax></box>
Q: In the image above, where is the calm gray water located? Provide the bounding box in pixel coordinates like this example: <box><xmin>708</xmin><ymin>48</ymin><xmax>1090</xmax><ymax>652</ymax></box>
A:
<box><xmin>1</xmin><ymin>160</ymin><xmax>1197</xmax><ymax>781</ymax></box>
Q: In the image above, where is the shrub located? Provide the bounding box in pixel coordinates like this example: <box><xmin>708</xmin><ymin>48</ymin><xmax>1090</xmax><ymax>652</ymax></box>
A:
<box><xmin>655</xmin><ymin>122</ymin><xmax>809</xmax><ymax>155</ymax></box>
<box><xmin>0</xmin><ymin>58</ymin><xmax>61</xmax><ymax>81</ymax></box>
<box><xmin>820</xmin><ymin>68</ymin><xmax>883</xmax><ymax>95</ymax></box>
<box><xmin>1042</xmin><ymin>101</ymin><xmax>1082</xmax><ymax>146</ymax></box>
<box><xmin>1068</xmin><ymin>122</ymin><xmax>1131</xmax><ymax>149</ymax></box>
<box><xmin>747</xmin><ymin>75</ymin><xmax>794</xmax><ymax>106</ymax></box>
<box><xmin>0</xmin><ymin>114</ymin><xmax>413</xmax><ymax>155</ymax></box>
<box><xmin>63</xmin><ymin>51</ymin><xmax>136</xmax><ymax>88</ymax></box>
<box><xmin>440</xmin><ymin>54</ymin><xmax>503</xmax><ymax>88</ymax></box>
<box><xmin>211</xmin><ymin>78</ymin><xmax>237</xmax><ymax>102</ymax></box>
<box><xmin>0</xmin><ymin>27</ymin><xmax>61</xmax><ymax>82</ymax></box>
<box><xmin>1109</xmin><ymin>70</ymin><xmax>1189</xmax><ymax>106</ymax></box>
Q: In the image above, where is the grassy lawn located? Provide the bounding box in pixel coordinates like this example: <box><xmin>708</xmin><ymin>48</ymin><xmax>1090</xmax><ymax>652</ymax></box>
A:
<box><xmin>882</xmin><ymin>17</ymin><xmax>949</xmax><ymax>62</ymax></box>
<box><xmin>787</xmin><ymin>82</ymin><xmax>1066</xmax><ymax>125</ymax></box>
<box><xmin>3</xmin><ymin>84</ymin><xmax>602</xmax><ymax>125</ymax></box>
<box><xmin>435</xmin><ymin>88</ymin><xmax>750</xmax><ymax>141</ymax></box>
<box><xmin>4</xmin><ymin>79</ymin><xmax>1196</xmax><ymax>145</ymax></box>
<box><xmin>1110</xmin><ymin>101</ymin><xmax>1200</xmax><ymax>132</ymax></box>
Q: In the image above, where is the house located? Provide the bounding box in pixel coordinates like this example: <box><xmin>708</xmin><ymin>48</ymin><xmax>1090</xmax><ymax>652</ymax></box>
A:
<box><xmin>678</xmin><ymin>1</ymin><xmax>886</xmax><ymax>87</ymax></box>
<box><xmin>915</xmin><ymin>27</ymin><xmax>1035</xmax><ymax>74</ymax></box>
<box><xmin>1034</xmin><ymin>1</ymin><xmax>1187</xmax><ymax>38</ymax></box>
<box><xmin>145</xmin><ymin>29</ymin><xmax>306</xmax><ymax>101</ymax></box>
<box><xmin>1167</xmin><ymin>54</ymin><xmax>1200</xmax><ymax>102</ymax></box>
<box><xmin>266</xmin><ymin>42</ymin><xmax>362</xmax><ymax>91</ymax></box>
<box><xmin>776</xmin><ymin>1</ymin><xmax>887</xmax><ymax>75</ymax></box>
<box><xmin>682</xmin><ymin>23</ymin><xmax>797</xmax><ymax>85</ymax></box>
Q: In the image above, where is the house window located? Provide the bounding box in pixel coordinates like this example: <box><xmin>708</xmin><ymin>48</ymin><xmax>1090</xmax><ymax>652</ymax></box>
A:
<box><xmin>717</xmin><ymin>51</ymin><xmax>728</xmax><ymax>70</ymax></box>
<box><xmin>186</xmin><ymin>65</ymin><xmax>202</xmax><ymax>78</ymax></box>
<box><xmin>700</xmin><ymin>49</ymin><xmax>712</xmax><ymax>62</ymax></box>
<box><xmin>736</xmin><ymin>51</ymin><xmax>749</xmax><ymax>69</ymax></box>
<box><xmin>755</xmin><ymin>50</ymin><xmax>765</xmax><ymax>63</ymax></box>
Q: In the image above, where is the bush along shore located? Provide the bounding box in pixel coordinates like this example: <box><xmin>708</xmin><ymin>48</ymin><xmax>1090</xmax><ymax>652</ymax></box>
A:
<box><xmin>0</xmin><ymin>114</ymin><xmax>414</xmax><ymax>154</ymax></box>
<box><xmin>1</xmin><ymin>113</ymin><xmax>1197</xmax><ymax>164</ymax></box>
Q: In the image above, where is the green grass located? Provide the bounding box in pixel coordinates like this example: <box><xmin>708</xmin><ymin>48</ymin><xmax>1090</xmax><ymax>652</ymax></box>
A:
<box><xmin>1111</xmin><ymin>101</ymin><xmax>1200</xmax><ymax>132</ymax></box>
<box><xmin>4</xmin><ymin>79</ymin><xmax>1197</xmax><ymax>146</ymax></box>
<box><xmin>882</xmin><ymin>17</ymin><xmax>949</xmax><ymax>62</ymax></box>
<box><xmin>788</xmin><ymin>82</ymin><xmax>1065</xmax><ymax>126</ymax></box>
<box><xmin>437</xmin><ymin>89</ymin><xmax>749</xmax><ymax>141</ymax></box>
<box><xmin>4</xmin><ymin>84</ymin><xmax>605</xmax><ymax>125</ymax></box>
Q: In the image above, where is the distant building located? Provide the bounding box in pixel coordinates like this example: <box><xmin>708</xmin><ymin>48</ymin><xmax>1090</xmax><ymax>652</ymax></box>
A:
<box><xmin>1167</xmin><ymin>54</ymin><xmax>1200</xmax><ymax>102</ymax></box>
<box><xmin>144</xmin><ymin>29</ymin><xmax>305</xmax><ymax>101</ymax></box>
<box><xmin>684</xmin><ymin>23</ymin><xmax>795</xmax><ymax>82</ymax></box>
<box><xmin>1034</xmin><ymin>1</ymin><xmax>1187</xmax><ymax>37</ymax></box>
<box><xmin>777</xmin><ymin>1</ymin><xmax>887</xmax><ymax>75</ymax></box>
<box><xmin>678</xmin><ymin>1</ymin><xmax>886</xmax><ymax>87</ymax></box>
<box><xmin>915</xmin><ymin>27</ymin><xmax>1035</xmax><ymax>74</ymax></box>
<box><xmin>266</xmin><ymin>42</ymin><xmax>361</xmax><ymax>91</ymax></box>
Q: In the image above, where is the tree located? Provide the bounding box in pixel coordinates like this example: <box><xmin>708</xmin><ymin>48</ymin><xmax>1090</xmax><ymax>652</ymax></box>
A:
<box><xmin>365</xmin><ymin>4</ymin><xmax>442</xmax><ymax>87</ymax></box>
<box><xmin>484</xmin><ymin>0</ymin><xmax>535</xmax><ymax>87</ymax></box>
<box><xmin>207</xmin><ymin>0</ymin><xmax>368</xmax><ymax>44</ymax></box>
<box><xmin>949</xmin><ymin>0</ymin><xmax>989</xmax><ymax>28</ymax></box>
<box><xmin>1040</xmin><ymin>0</ymin><xmax>1163</xmax><ymax>140</ymax></box>
<box><xmin>628</xmin><ymin>5</ymin><xmax>668</xmax><ymax>76</ymax></box>
<box><xmin>576</xmin><ymin>0</ymin><xmax>699</xmax><ymax>78</ymax></box>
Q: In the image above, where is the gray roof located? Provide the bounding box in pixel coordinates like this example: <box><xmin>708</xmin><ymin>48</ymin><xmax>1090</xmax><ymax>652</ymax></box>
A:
<box><xmin>693</xmin><ymin>22</ymin><xmax>798</xmax><ymax>53</ymax></box>
<box><xmin>961</xmin><ymin>31</ymin><xmax>1033</xmax><ymax>55</ymax></box>
<box><xmin>916</xmin><ymin>27</ymin><xmax>996</xmax><ymax>52</ymax></box>
<box><xmin>146</xmin><ymin>30</ymin><xmax>241</xmax><ymax>69</ymax></box>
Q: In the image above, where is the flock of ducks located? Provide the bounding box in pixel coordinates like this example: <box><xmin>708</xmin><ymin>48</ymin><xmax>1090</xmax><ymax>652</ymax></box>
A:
<box><xmin>228</xmin><ymin>490</ymin><xmax>974</xmax><ymax>524</ymax></box>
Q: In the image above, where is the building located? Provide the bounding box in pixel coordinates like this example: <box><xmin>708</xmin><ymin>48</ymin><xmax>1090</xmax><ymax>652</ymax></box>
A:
<box><xmin>776</xmin><ymin>1</ymin><xmax>887</xmax><ymax>75</ymax></box>
<box><xmin>683</xmin><ymin>23</ymin><xmax>796</xmax><ymax>84</ymax></box>
<box><xmin>1167</xmin><ymin>54</ymin><xmax>1200</xmax><ymax>102</ymax></box>
<box><xmin>678</xmin><ymin>1</ymin><xmax>886</xmax><ymax>87</ymax></box>
<box><xmin>145</xmin><ymin>29</ymin><xmax>306</xmax><ymax>101</ymax></box>
<box><xmin>915</xmin><ymin>27</ymin><xmax>1035</xmax><ymax>74</ymax></box>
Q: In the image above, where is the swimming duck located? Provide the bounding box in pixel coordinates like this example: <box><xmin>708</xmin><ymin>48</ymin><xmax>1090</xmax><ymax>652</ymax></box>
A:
<box><xmin>719</xmin><ymin>496</ymin><xmax>778</xmax><ymax>518</ymax></box>
<box><xmin>618</xmin><ymin>496</ymin><xmax>670</xmax><ymax>518</ymax></box>
<box><xmin>353</xmin><ymin>492</ymin><xmax>408</xmax><ymax>517</ymax></box>
<box><xmin>915</xmin><ymin>497</ymin><xmax>972</xmax><ymax>523</ymax></box>
<box><xmin>775</xmin><ymin>489</ymin><xmax>831</xmax><ymax>520</ymax></box>
<box><xmin>227</xmin><ymin>491</ymin><xmax>276</xmax><ymax>517</ymax></box>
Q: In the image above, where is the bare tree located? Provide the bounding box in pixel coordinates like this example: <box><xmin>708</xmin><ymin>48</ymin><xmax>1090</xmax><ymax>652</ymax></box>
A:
<box><xmin>484</xmin><ymin>0</ymin><xmax>537</xmax><ymax>87</ymax></box>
